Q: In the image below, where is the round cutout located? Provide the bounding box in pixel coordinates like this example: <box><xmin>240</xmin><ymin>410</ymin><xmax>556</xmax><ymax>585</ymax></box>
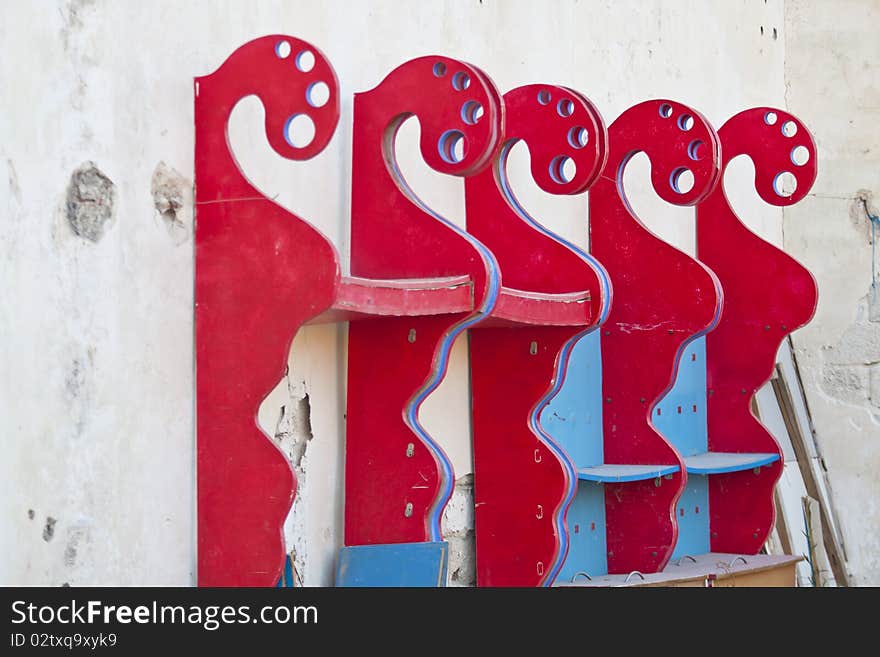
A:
<box><xmin>568</xmin><ymin>126</ymin><xmax>589</xmax><ymax>149</ymax></box>
<box><xmin>296</xmin><ymin>50</ymin><xmax>315</xmax><ymax>72</ymax></box>
<box><xmin>438</xmin><ymin>130</ymin><xmax>466</xmax><ymax>164</ymax></box>
<box><xmin>670</xmin><ymin>167</ymin><xmax>695</xmax><ymax>194</ymax></box>
<box><xmin>557</xmin><ymin>98</ymin><xmax>574</xmax><ymax>118</ymax></box>
<box><xmin>790</xmin><ymin>145</ymin><xmax>810</xmax><ymax>166</ymax></box>
<box><xmin>687</xmin><ymin>139</ymin><xmax>704</xmax><ymax>161</ymax></box>
<box><xmin>537</xmin><ymin>89</ymin><xmax>552</xmax><ymax>105</ymax></box>
<box><xmin>461</xmin><ymin>101</ymin><xmax>484</xmax><ymax>125</ymax></box>
<box><xmin>306</xmin><ymin>81</ymin><xmax>330</xmax><ymax>108</ymax></box>
<box><xmin>275</xmin><ymin>41</ymin><xmax>291</xmax><ymax>59</ymax></box>
<box><xmin>433</xmin><ymin>61</ymin><xmax>447</xmax><ymax>77</ymax></box>
<box><xmin>285</xmin><ymin>114</ymin><xmax>315</xmax><ymax>148</ymax></box>
<box><xmin>659</xmin><ymin>103</ymin><xmax>673</xmax><ymax>118</ymax></box>
<box><xmin>774</xmin><ymin>171</ymin><xmax>798</xmax><ymax>197</ymax></box>
<box><xmin>549</xmin><ymin>155</ymin><xmax>576</xmax><ymax>184</ymax></box>
<box><xmin>452</xmin><ymin>72</ymin><xmax>471</xmax><ymax>91</ymax></box>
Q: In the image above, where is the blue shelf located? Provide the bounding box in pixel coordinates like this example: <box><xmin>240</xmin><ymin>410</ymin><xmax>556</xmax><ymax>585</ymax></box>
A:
<box><xmin>577</xmin><ymin>463</ymin><xmax>680</xmax><ymax>483</ymax></box>
<box><xmin>683</xmin><ymin>452</ymin><xmax>780</xmax><ymax>475</ymax></box>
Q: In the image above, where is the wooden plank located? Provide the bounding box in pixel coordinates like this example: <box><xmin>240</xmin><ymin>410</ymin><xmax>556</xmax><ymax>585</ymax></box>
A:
<box><xmin>772</xmin><ymin>487</ymin><xmax>794</xmax><ymax>556</ymax></box>
<box><xmin>558</xmin><ymin>552</ymin><xmax>802</xmax><ymax>587</ymax></box>
<box><xmin>771</xmin><ymin>366</ymin><xmax>850</xmax><ymax>586</ymax></box>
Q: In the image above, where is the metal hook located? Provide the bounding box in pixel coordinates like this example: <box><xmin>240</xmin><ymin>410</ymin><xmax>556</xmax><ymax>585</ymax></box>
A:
<box><xmin>726</xmin><ymin>556</ymin><xmax>748</xmax><ymax>568</ymax></box>
<box><xmin>673</xmin><ymin>555</ymin><xmax>697</xmax><ymax>566</ymax></box>
<box><xmin>571</xmin><ymin>571</ymin><xmax>592</xmax><ymax>583</ymax></box>
<box><xmin>624</xmin><ymin>570</ymin><xmax>645</xmax><ymax>583</ymax></box>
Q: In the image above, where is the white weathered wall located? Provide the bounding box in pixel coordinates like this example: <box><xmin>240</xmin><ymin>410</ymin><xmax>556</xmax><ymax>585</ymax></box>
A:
<box><xmin>783</xmin><ymin>0</ymin><xmax>880</xmax><ymax>586</ymax></box>
<box><xmin>3</xmin><ymin>0</ymin><xmax>838</xmax><ymax>586</ymax></box>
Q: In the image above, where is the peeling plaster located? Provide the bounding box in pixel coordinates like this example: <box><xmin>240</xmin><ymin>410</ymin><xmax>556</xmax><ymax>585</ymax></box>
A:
<box><xmin>272</xmin><ymin>373</ymin><xmax>313</xmax><ymax>587</ymax></box>
<box><xmin>442</xmin><ymin>474</ymin><xmax>476</xmax><ymax>587</ymax></box>
<box><xmin>151</xmin><ymin>162</ymin><xmax>192</xmax><ymax>245</ymax></box>
<box><xmin>65</xmin><ymin>162</ymin><xmax>115</xmax><ymax>242</ymax></box>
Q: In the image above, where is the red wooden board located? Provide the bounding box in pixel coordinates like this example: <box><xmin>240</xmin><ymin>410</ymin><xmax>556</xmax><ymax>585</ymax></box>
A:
<box><xmin>195</xmin><ymin>35</ymin><xmax>341</xmax><ymax>585</ymax></box>
<box><xmin>589</xmin><ymin>100</ymin><xmax>723</xmax><ymax>573</ymax></box>
<box><xmin>467</xmin><ymin>85</ymin><xmax>609</xmax><ymax>586</ymax></box>
<box><xmin>344</xmin><ymin>57</ymin><xmax>504</xmax><ymax>546</ymax></box>
<box><xmin>697</xmin><ymin>108</ymin><xmax>818</xmax><ymax>553</ymax></box>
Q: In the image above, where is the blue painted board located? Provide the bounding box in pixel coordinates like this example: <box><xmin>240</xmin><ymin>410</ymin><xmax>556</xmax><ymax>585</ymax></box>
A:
<box><xmin>558</xmin><ymin>481</ymin><xmax>608</xmax><ymax>581</ymax></box>
<box><xmin>653</xmin><ymin>337</ymin><xmax>708</xmax><ymax>457</ymax></box>
<box><xmin>671</xmin><ymin>474</ymin><xmax>710</xmax><ymax>559</ymax></box>
<box><xmin>684</xmin><ymin>452</ymin><xmax>780</xmax><ymax>475</ymax></box>
<box><xmin>577</xmin><ymin>464</ymin><xmax>679</xmax><ymax>482</ymax></box>
<box><xmin>336</xmin><ymin>542</ymin><xmax>448</xmax><ymax>587</ymax></box>
<box><xmin>541</xmin><ymin>330</ymin><xmax>604</xmax><ymax>469</ymax></box>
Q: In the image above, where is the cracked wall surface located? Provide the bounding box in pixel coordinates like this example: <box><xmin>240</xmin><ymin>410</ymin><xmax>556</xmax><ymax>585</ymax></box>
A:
<box><xmin>13</xmin><ymin>0</ymin><xmax>869</xmax><ymax>586</ymax></box>
<box><xmin>784</xmin><ymin>0</ymin><xmax>880</xmax><ymax>584</ymax></box>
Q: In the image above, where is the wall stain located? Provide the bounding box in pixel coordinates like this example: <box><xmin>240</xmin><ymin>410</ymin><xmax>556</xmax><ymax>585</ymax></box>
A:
<box><xmin>43</xmin><ymin>517</ymin><xmax>57</xmax><ymax>542</ymax></box>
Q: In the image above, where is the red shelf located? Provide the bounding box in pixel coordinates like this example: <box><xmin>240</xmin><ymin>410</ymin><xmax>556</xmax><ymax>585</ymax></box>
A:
<box><xmin>479</xmin><ymin>287</ymin><xmax>592</xmax><ymax>327</ymax></box>
<box><xmin>308</xmin><ymin>275</ymin><xmax>473</xmax><ymax>324</ymax></box>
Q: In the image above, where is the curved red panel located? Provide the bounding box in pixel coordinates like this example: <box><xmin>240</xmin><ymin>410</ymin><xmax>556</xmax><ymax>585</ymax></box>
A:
<box><xmin>195</xmin><ymin>36</ymin><xmax>341</xmax><ymax>585</ymax></box>
<box><xmin>589</xmin><ymin>100</ymin><xmax>723</xmax><ymax>573</ymax></box>
<box><xmin>697</xmin><ymin>108</ymin><xmax>818</xmax><ymax>553</ymax></box>
<box><xmin>344</xmin><ymin>57</ymin><xmax>503</xmax><ymax>546</ymax></box>
<box><xmin>466</xmin><ymin>85</ymin><xmax>609</xmax><ymax>586</ymax></box>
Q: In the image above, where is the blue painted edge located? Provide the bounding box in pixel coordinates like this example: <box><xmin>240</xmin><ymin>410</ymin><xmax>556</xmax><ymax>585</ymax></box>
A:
<box><xmin>275</xmin><ymin>553</ymin><xmax>295</xmax><ymax>588</ymax></box>
<box><xmin>577</xmin><ymin>463</ymin><xmax>680</xmax><ymax>483</ymax></box>
<box><xmin>684</xmin><ymin>452</ymin><xmax>780</xmax><ymax>475</ymax></box>
<box><xmin>390</xmin><ymin>150</ymin><xmax>501</xmax><ymax>542</ymax></box>
<box><xmin>529</xmin><ymin>331</ymin><xmax>582</xmax><ymax>585</ymax></box>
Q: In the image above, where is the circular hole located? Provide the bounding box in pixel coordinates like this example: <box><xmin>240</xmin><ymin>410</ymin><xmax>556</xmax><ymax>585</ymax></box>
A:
<box><xmin>670</xmin><ymin>167</ymin><xmax>695</xmax><ymax>194</ymax></box>
<box><xmin>296</xmin><ymin>50</ymin><xmax>315</xmax><ymax>72</ymax></box>
<box><xmin>275</xmin><ymin>41</ymin><xmax>291</xmax><ymax>59</ymax></box>
<box><xmin>284</xmin><ymin>114</ymin><xmax>315</xmax><ymax>148</ymax></box>
<box><xmin>460</xmin><ymin>100</ymin><xmax>484</xmax><ymax>125</ymax></box>
<box><xmin>687</xmin><ymin>139</ymin><xmax>704</xmax><ymax>161</ymax></box>
<box><xmin>773</xmin><ymin>171</ymin><xmax>798</xmax><ymax>197</ymax></box>
<box><xmin>452</xmin><ymin>71</ymin><xmax>471</xmax><ymax>91</ymax></box>
<box><xmin>781</xmin><ymin>120</ymin><xmax>798</xmax><ymax>137</ymax></box>
<box><xmin>537</xmin><ymin>89</ymin><xmax>552</xmax><ymax>105</ymax></box>
<box><xmin>764</xmin><ymin>111</ymin><xmax>778</xmax><ymax>125</ymax></box>
<box><xmin>432</xmin><ymin>61</ymin><xmax>447</xmax><ymax>77</ymax></box>
<box><xmin>568</xmin><ymin>126</ymin><xmax>589</xmax><ymax>149</ymax></box>
<box><xmin>677</xmin><ymin>114</ymin><xmax>694</xmax><ymax>131</ymax></box>
<box><xmin>557</xmin><ymin>98</ymin><xmax>574</xmax><ymax>118</ymax></box>
<box><xmin>790</xmin><ymin>145</ymin><xmax>810</xmax><ymax>166</ymax></box>
<box><xmin>438</xmin><ymin>130</ymin><xmax>467</xmax><ymax>164</ymax></box>
<box><xmin>306</xmin><ymin>81</ymin><xmax>330</xmax><ymax>108</ymax></box>
<box><xmin>659</xmin><ymin>103</ymin><xmax>673</xmax><ymax>118</ymax></box>
<box><xmin>548</xmin><ymin>155</ymin><xmax>576</xmax><ymax>184</ymax></box>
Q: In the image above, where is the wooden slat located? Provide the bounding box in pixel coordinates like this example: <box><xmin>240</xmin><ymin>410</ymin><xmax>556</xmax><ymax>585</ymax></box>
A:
<box><xmin>771</xmin><ymin>364</ymin><xmax>850</xmax><ymax>586</ymax></box>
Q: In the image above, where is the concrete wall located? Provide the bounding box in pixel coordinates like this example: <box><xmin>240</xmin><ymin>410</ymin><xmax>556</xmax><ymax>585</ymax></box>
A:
<box><xmin>783</xmin><ymin>0</ymin><xmax>880</xmax><ymax>586</ymax></box>
<box><xmin>5</xmin><ymin>0</ymin><xmax>867</xmax><ymax>586</ymax></box>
